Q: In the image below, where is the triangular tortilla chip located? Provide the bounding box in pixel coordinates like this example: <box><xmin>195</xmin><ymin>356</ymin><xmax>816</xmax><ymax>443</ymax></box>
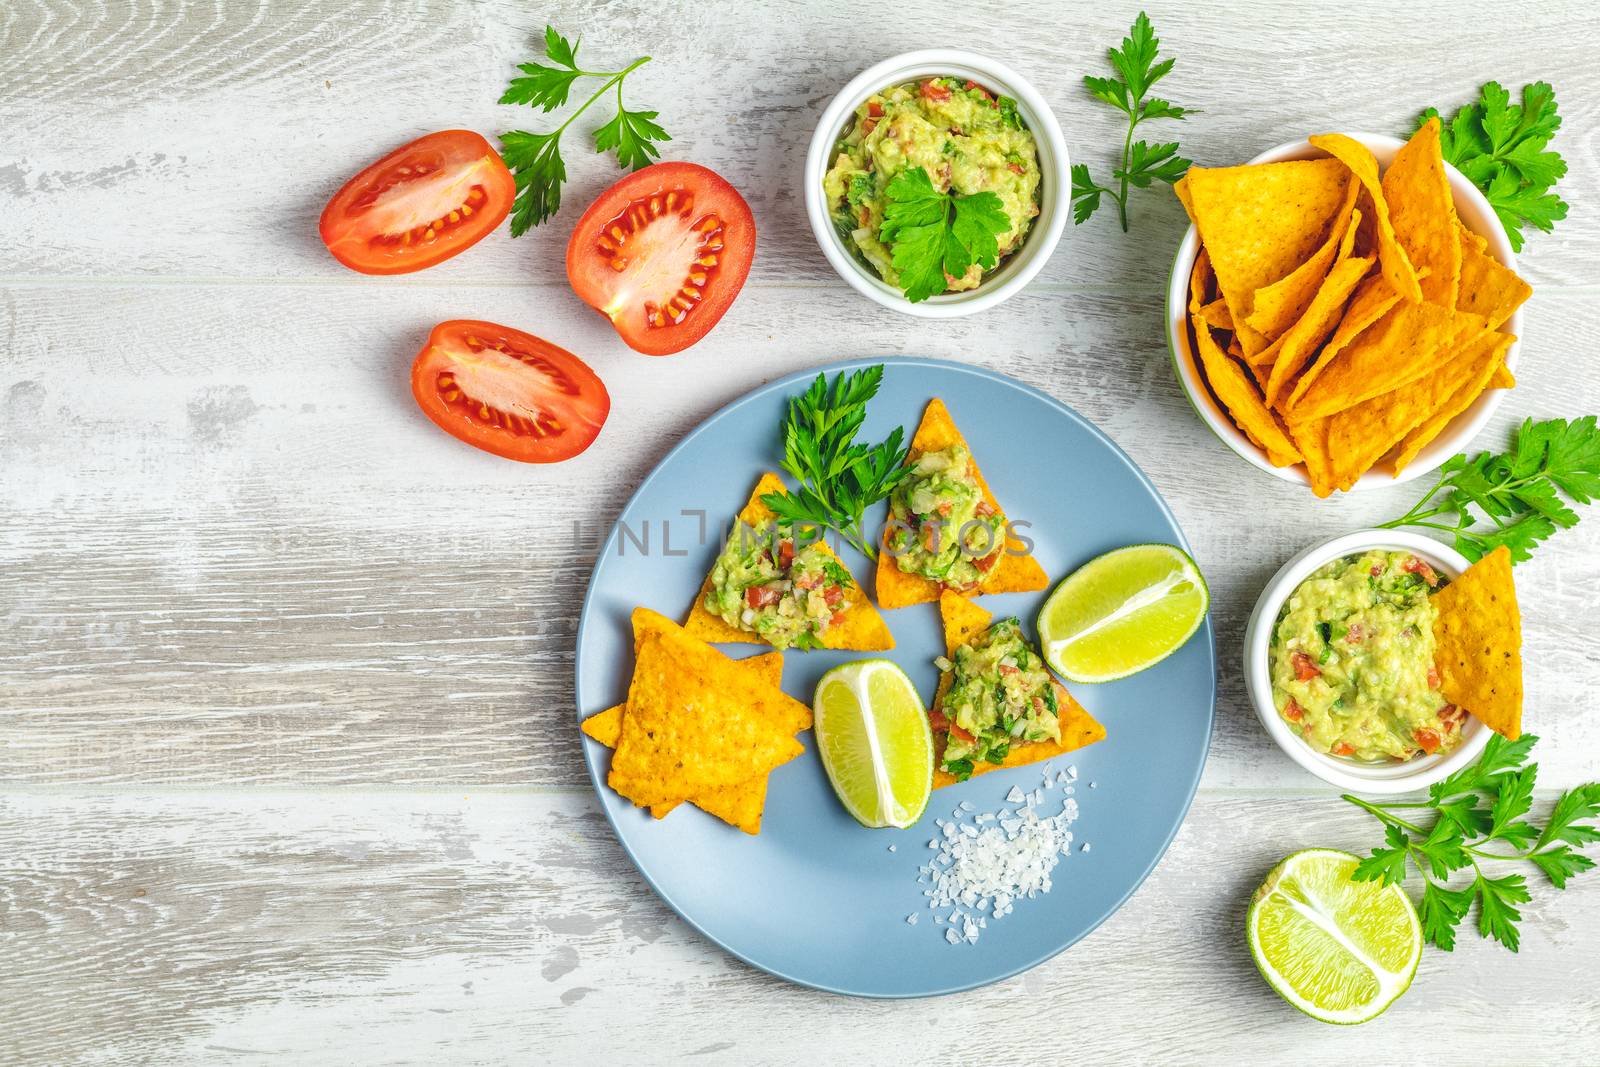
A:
<box><xmin>1190</xmin><ymin>313</ymin><xmax>1300</xmax><ymax>467</ymax></box>
<box><xmin>1176</xmin><ymin>158</ymin><xmax>1351</xmax><ymax>357</ymax></box>
<box><xmin>608</xmin><ymin>609</ymin><xmax>807</xmax><ymax>808</ymax></box>
<box><xmin>683</xmin><ymin>473</ymin><xmax>893</xmax><ymax>650</ymax></box>
<box><xmin>1431</xmin><ymin>546</ymin><xmax>1522</xmax><ymax>740</ymax></box>
<box><xmin>1283</xmin><ymin>416</ymin><xmax>1336</xmax><ymax>499</ymax></box>
<box><xmin>1288</xmin><ymin>303</ymin><xmax>1487</xmax><ymax>420</ymax></box>
<box><xmin>1383</xmin><ymin>118</ymin><xmax>1462</xmax><ymax>308</ymax></box>
<box><xmin>1456</xmin><ymin>224</ymin><xmax>1531</xmax><ymax>330</ymax></box>
<box><xmin>1387</xmin><ymin>334</ymin><xmax>1514</xmax><ymax>476</ymax></box>
<box><xmin>1282</xmin><ymin>269</ymin><xmax>1411</xmax><ymax>411</ymax></box>
<box><xmin>583</xmin><ymin>649</ymin><xmax>788</xmax><ymax>834</ymax></box>
<box><xmin>874</xmin><ymin>399</ymin><xmax>1048</xmax><ymax>609</ymax></box>
<box><xmin>1313</xmin><ymin>329</ymin><xmax>1513</xmax><ymax>493</ymax></box>
<box><xmin>930</xmin><ymin>592</ymin><xmax>1105</xmax><ymax>789</ymax></box>
<box><xmin>1488</xmin><ymin>363</ymin><xmax>1517</xmax><ymax>389</ymax></box>
<box><xmin>1245</xmin><ymin>173</ymin><xmax>1361</xmax><ymax>341</ymax></box>
<box><xmin>1308</xmin><ymin>132</ymin><xmax>1422</xmax><ymax>304</ymax></box>
<box><xmin>1261</xmin><ymin>205</ymin><xmax>1373</xmax><ymax>407</ymax></box>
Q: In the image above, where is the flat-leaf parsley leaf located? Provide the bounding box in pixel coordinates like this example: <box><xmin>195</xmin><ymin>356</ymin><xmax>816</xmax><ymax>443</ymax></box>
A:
<box><xmin>878</xmin><ymin>167</ymin><xmax>1011</xmax><ymax>303</ymax></box>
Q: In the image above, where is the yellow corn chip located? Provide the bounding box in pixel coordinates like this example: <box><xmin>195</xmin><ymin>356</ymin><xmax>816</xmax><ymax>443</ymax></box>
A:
<box><xmin>1456</xmin><ymin>224</ymin><xmax>1531</xmax><ymax>331</ymax></box>
<box><xmin>930</xmin><ymin>591</ymin><xmax>1105</xmax><ymax>789</ymax></box>
<box><xmin>1317</xmin><ymin>329</ymin><xmax>1513</xmax><ymax>492</ymax></box>
<box><xmin>1282</xmin><ymin>271</ymin><xmax>1409</xmax><ymax>411</ymax></box>
<box><xmin>1260</xmin><ymin>206</ymin><xmax>1372</xmax><ymax>406</ymax></box>
<box><xmin>1386</xmin><ymin>334</ymin><xmax>1514</xmax><ymax>476</ymax></box>
<box><xmin>583</xmin><ymin>649</ymin><xmax>788</xmax><ymax>834</ymax></box>
<box><xmin>1189</xmin><ymin>247</ymin><xmax>1213</xmax><ymax>309</ymax></box>
<box><xmin>1245</xmin><ymin>173</ymin><xmax>1361</xmax><ymax>341</ymax></box>
<box><xmin>1382</xmin><ymin>118</ymin><xmax>1461</xmax><ymax>307</ymax></box>
<box><xmin>1489</xmin><ymin>363</ymin><xmax>1517</xmax><ymax>389</ymax></box>
<box><xmin>1190</xmin><ymin>314</ymin><xmax>1301</xmax><ymax>467</ymax></box>
<box><xmin>1282</xmin><ymin>416</ymin><xmax>1336</xmax><ymax>498</ymax></box>
<box><xmin>682</xmin><ymin>473</ymin><xmax>893</xmax><ymax>650</ymax></box>
<box><xmin>1289</xmin><ymin>303</ymin><xmax>1487</xmax><ymax>420</ymax></box>
<box><xmin>1431</xmin><ymin>546</ymin><xmax>1523</xmax><ymax>740</ymax></box>
<box><xmin>1176</xmin><ymin>159</ymin><xmax>1351</xmax><ymax>357</ymax></box>
<box><xmin>608</xmin><ymin>610</ymin><xmax>807</xmax><ymax>808</ymax></box>
<box><xmin>1308</xmin><ymin>132</ymin><xmax>1423</xmax><ymax>304</ymax></box>
<box><xmin>874</xmin><ymin>399</ymin><xmax>1048</xmax><ymax>609</ymax></box>
<box><xmin>1197</xmin><ymin>298</ymin><xmax>1234</xmax><ymax>332</ymax></box>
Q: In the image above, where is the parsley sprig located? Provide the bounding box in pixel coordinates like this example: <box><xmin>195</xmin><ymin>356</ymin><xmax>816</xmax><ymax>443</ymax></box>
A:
<box><xmin>1420</xmin><ymin>81</ymin><xmax>1567</xmax><ymax>253</ymax></box>
<box><xmin>1071</xmin><ymin>12</ymin><xmax>1192</xmax><ymax>232</ymax></box>
<box><xmin>761</xmin><ymin>366</ymin><xmax>910</xmax><ymax>559</ymax></box>
<box><xmin>1345</xmin><ymin>734</ymin><xmax>1600</xmax><ymax>951</ymax></box>
<box><xmin>498</xmin><ymin>26</ymin><xmax>670</xmax><ymax>235</ymax></box>
<box><xmin>1379</xmin><ymin>416</ymin><xmax>1600</xmax><ymax>563</ymax></box>
<box><xmin>879</xmin><ymin>167</ymin><xmax>1011</xmax><ymax>303</ymax></box>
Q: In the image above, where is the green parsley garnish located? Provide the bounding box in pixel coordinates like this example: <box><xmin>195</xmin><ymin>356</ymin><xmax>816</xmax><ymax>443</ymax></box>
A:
<box><xmin>1071</xmin><ymin>12</ymin><xmax>1192</xmax><ymax>232</ymax></box>
<box><xmin>1419</xmin><ymin>81</ymin><xmax>1567</xmax><ymax>253</ymax></box>
<box><xmin>761</xmin><ymin>366</ymin><xmax>910</xmax><ymax>560</ymax></box>
<box><xmin>1379</xmin><ymin>416</ymin><xmax>1600</xmax><ymax>563</ymax></box>
<box><xmin>498</xmin><ymin>26</ymin><xmax>671</xmax><ymax>235</ymax></box>
<box><xmin>822</xmin><ymin>559</ymin><xmax>855</xmax><ymax>589</ymax></box>
<box><xmin>876</xmin><ymin>166</ymin><xmax>1011</xmax><ymax>303</ymax></box>
<box><xmin>1345</xmin><ymin>734</ymin><xmax>1600</xmax><ymax>951</ymax></box>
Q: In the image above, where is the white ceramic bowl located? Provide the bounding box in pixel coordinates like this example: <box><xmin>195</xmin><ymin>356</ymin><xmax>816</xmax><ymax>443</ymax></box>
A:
<box><xmin>1243</xmin><ymin>529</ymin><xmax>1489</xmax><ymax>794</ymax></box>
<box><xmin>1166</xmin><ymin>132</ymin><xmax>1523</xmax><ymax>491</ymax></box>
<box><xmin>804</xmin><ymin>50</ymin><xmax>1069</xmax><ymax>318</ymax></box>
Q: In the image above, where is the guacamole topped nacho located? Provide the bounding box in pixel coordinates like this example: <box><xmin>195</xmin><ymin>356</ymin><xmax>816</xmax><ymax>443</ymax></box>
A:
<box><xmin>885</xmin><ymin>443</ymin><xmax>1008</xmax><ymax>589</ymax></box>
<box><xmin>701</xmin><ymin>519</ymin><xmax>853</xmax><ymax>650</ymax></box>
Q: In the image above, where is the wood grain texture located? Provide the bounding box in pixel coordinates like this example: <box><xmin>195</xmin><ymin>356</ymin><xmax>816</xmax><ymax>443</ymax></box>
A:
<box><xmin>3</xmin><ymin>0</ymin><xmax>1599</xmax><ymax>1061</ymax></box>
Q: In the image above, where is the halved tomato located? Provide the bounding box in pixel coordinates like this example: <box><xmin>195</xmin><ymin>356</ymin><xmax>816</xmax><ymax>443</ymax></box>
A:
<box><xmin>321</xmin><ymin>131</ymin><xmax>514</xmax><ymax>274</ymax></box>
<box><xmin>566</xmin><ymin>162</ymin><xmax>755</xmax><ymax>356</ymax></box>
<box><xmin>410</xmin><ymin>321</ymin><xmax>610</xmax><ymax>463</ymax></box>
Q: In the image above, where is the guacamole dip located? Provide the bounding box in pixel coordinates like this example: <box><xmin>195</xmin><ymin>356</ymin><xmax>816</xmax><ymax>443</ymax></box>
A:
<box><xmin>885</xmin><ymin>445</ymin><xmax>1007</xmax><ymax>589</ymax></box>
<box><xmin>1271</xmin><ymin>550</ymin><xmax>1465</xmax><ymax>762</ymax></box>
<box><xmin>822</xmin><ymin>77</ymin><xmax>1040</xmax><ymax>292</ymax></box>
<box><xmin>703</xmin><ymin>519</ymin><xmax>852</xmax><ymax>650</ymax></box>
<box><xmin>933</xmin><ymin>619</ymin><xmax>1061</xmax><ymax>780</ymax></box>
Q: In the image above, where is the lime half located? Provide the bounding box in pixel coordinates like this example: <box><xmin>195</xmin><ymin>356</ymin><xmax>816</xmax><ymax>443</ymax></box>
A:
<box><xmin>1248</xmin><ymin>849</ymin><xmax>1422</xmax><ymax>1025</ymax></box>
<box><xmin>1036</xmin><ymin>543</ymin><xmax>1208</xmax><ymax>682</ymax></box>
<box><xmin>813</xmin><ymin>660</ymin><xmax>933</xmax><ymax>829</ymax></box>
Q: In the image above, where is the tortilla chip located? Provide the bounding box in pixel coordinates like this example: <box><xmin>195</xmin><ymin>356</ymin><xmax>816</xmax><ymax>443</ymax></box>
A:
<box><xmin>1176</xmin><ymin>159</ymin><xmax>1351</xmax><ymax>357</ymax></box>
<box><xmin>1245</xmin><ymin>174</ymin><xmax>1361</xmax><ymax>341</ymax></box>
<box><xmin>1189</xmin><ymin>247</ymin><xmax>1213</xmax><ymax>309</ymax></box>
<box><xmin>1456</xmin><ymin>225</ymin><xmax>1531</xmax><ymax>330</ymax></box>
<box><xmin>1308</xmin><ymin>132</ymin><xmax>1422</xmax><ymax>304</ymax></box>
<box><xmin>608</xmin><ymin>609</ymin><xmax>807</xmax><ymax>808</ymax></box>
<box><xmin>1387</xmin><ymin>333</ymin><xmax>1514</xmax><ymax>475</ymax></box>
<box><xmin>874</xmin><ymin>399</ymin><xmax>1048</xmax><ymax>609</ymax></box>
<box><xmin>1289</xmin><ymin>303</ymin><xmax>1487</xmax><ymax>420</ymax></box>
<box><xmin>1260</xmin><ymin>207</ymin><xmax>1373</xmax><ymax>407</ymax></box>
<box><xmin>1317</xmin><ymin>329</ymin><xmax>1513</xmax><ymax>492</ymax></box>
<box><xmin>1431</xmin><ymin>546</ymin><xmax>1523</xmax><ymax>740</ymax></box>
<box><xmin>1197</xmin><ymin>298</ymin><xmax>1234</xmax><ymax>332</ymax></box>
<box><xmin>1283</xmin><ymin>416</ymin><xmax>1336</xmax><ymax>498</ymax></box>
<box><xmin>1190</xmin><ymin>313</ymin><xmax>1301</xmax><ymax>467</ymax></box>
<box><xmin>1383</xmin><ymin>118</ymin><xmax>1461</xmax><ymax>307</ymax></box>
<box><xmin>1489</xmin><ymin>363</ymin><xmax>1516</xmax><ymax>389</ymax></box>
<box><xmin>930</xmin><ymin>591</ymin><xmax>1105</xmax><ymax>789</ymax></box>
<box><xmin>683</xmin><ymin>473</ymin><xmax>893</xmax><ymax>650</ymax></box>
<box><xmin>1282</xmin><ymin>271</ymin><xmax>1409</xmax><ymax>411</ymax></box>
<box><xmin>583</xmin><ymin>649</ymin><xmax>788</xmax><ymax>834</ymax></box>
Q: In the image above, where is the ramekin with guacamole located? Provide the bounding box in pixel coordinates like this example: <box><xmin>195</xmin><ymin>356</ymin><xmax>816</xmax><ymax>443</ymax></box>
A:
<box><xmin>822</xmin><ymin>77</ymin><xmax>1041</xmax><ymax>298</ymax></box>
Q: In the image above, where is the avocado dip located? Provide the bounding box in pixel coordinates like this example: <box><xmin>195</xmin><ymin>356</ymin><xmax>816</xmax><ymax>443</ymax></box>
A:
<box><xmin>933</xmin><ymin>619</ymin><xmax>1062</xmax><ymax>780</ymax></box>
<box><xmin>885</xmin><ymin>444</ymin><xmax>1007</xmax><ymax>589</ymax></box>
<box><xmin>703</xmin><ymin>519</ymin><xmax>853</xmax><ymax>650</ymax></box>
<box><xmin>1271</xmin><ymin>549</ymin><xmax>1465</xmax><ymax>762</ymax></box>
<box><xmin>822</xmin><ymin>77</ymin><xmax>1041</xmax><ymax>293</ymax></box>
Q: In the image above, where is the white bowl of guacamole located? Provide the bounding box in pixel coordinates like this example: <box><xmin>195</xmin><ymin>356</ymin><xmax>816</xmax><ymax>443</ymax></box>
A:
<box><xmin>1244</xmin><ymin>530</ymin><xmax>1491</xmax><ymax>795</ymax></box>
<box><xmin>805</xmin><ymin>50</ymin><xmax>1069</xmax><ymax>318</ymax></box>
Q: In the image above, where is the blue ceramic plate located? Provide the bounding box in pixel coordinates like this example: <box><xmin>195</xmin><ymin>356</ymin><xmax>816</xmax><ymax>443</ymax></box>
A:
<box><xmin>575</xmin><ymin>357</ymin><xmax>1214</xmax><ymax>997</ymax></box>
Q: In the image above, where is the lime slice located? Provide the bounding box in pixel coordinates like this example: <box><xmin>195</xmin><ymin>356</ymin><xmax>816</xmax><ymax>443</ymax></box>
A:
<box><xmin>1036</xmin><ymin>543</ymin><xmax>1208</xmax><ymax>682</ymax></box>
<box><xmin>1248</xmin><ymin>849</ymin><xmax>1421</xmax><ymax>1025</ymax></box>
<box><xmin>813</xmin><ymin>660</ymin><xmax>934</xmax><ymax>829</ymax></box>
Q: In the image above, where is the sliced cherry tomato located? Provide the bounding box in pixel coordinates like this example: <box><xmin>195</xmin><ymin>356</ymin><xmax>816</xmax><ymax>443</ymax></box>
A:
<box><xmin>1415</xmin><ymin>728</ymin><xmax>1442</xmax><ymax>755</ymax></box>
<box><xmin>566</xmin><ymin>162</ymin><xmax>755</xmax><ymax>356</ymax></box>
<box><xmin>1332</xmin><ymin>741</ymin><xmax>1357</xmax><ymax>757</ymax></box>
<box><xmin>1283</xmin><ymin>698</ymin><xmax>1305</xmax><ymax>722</ymax></box>
<box><xmin>1402</xmin><ymin>555</ymin><xmax>1440</xmax><ymax>587</ymax></box>
<box><xmin>927</xmin><ymin>708</ymin><xmax>950</xmax><ymax>732</ymax></box>
<box><xmin>410</xmin><ymin>320</ymin><xmax>609</xmax><ymax>464</ymax></box>
<box><xmin>746</xmin><ymin>585</ymin><xmax>782</xmax><ymax>609</ymax></box>
<box><xmin>321</xmin><ymin>131</ymin><xmax>513</xmax><ymax>275</ymax></box>
<box><xmin>1290</xmin><ymin>651</ymin><xmax>1321</xmax><ymax>681</ymax></box>
<box><xmin>948</xmin><ymin>723</ymin><xmax>976</xmax><ymax>744</ymax></box>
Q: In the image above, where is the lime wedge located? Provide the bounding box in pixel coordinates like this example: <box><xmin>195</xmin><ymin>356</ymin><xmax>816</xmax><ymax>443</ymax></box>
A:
<box><xmin>1036</xmin><ymin>543</ymin><xmax>1208</xmax><ymax>682</ymax></box>
<box><xmin>813</xmin><ymin>660</ymin><xmax>934</xmax><ymax>829</ymax></box>
<box><xmin>1248</xmin><ymin>849</ymin><xmax>1421</xmax><ymax>1025</ymax></box>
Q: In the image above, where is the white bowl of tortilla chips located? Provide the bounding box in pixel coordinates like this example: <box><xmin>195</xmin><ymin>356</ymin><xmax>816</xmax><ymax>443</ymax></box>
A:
<box><xmin>1166</xmin><ymin>126</ymin><xmax>1530</xmax><ymax>496</ymax></box>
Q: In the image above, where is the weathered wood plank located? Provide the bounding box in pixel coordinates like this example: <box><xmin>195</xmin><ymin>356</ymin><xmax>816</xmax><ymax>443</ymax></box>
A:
<box><xmin>2</xmin><ymin>282</ymin><xmax>1597</xmax><ymax>789</ymax></box>
<box><xmin>3</xmin><ymin>791</ymin><xmax>1597</xmax><ymax>1064</ymax></box>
